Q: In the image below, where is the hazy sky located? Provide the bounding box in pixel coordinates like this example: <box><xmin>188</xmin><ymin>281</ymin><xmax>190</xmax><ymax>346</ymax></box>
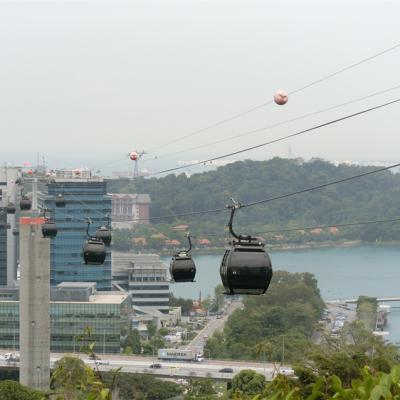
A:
<box><xmin>0</xmin><ymin>1</ymin><xmax>399</xmax><ymax>173</ymax></box>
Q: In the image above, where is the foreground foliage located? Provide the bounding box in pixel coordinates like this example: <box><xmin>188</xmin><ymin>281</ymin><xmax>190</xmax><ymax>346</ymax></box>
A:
<box><xmin>259</xmin><ymin>365</ymin><xmax>400</xmax><ymax>400</ymax></box>
<box><xmin>0</xmin><ymin>380</ymin><xmax>43</xmax><ymax>400</ymax></box>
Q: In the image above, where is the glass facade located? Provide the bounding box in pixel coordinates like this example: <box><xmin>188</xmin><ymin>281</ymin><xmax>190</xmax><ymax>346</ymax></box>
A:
<box><xmin>0</xmin><ymin>297</ymin><xmax>131</xmax><ymax>353</ymax></box>
<box><xmin>0</xmin><ymin>210</ymin><xmax>6</xmax><ymax>286</ymax></box>
<box><xmin>42</xmin><ymin>180</ymin><xmax>112</xmax><ymax>290</ymax></box>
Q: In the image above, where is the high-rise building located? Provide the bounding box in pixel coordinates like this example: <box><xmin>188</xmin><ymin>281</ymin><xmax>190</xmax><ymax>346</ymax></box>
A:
<box><xmin>0</xmin><ymin>166</ymin><xmax>21</xmax><ymax>286</ymax></box>
<box><xmin>0</xmin><ymin>210</ymin><xmax>7</xmax><ymax>286</ymax></box>
<box><xmin>112</xmin><ymin>252</ymin><xmax>169</xmax><ymax>313</ymax></box>
<box><xmin>40</xmin><ymin>169</ymin><xmax>112</xmax><ymax>290</ymax></box>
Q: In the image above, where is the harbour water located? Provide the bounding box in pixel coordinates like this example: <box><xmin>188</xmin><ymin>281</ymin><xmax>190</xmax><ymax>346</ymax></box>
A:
<box><xmin>164</xmin><ymin>244</ymin><xmax>400</xmax><ymax>343</ymax></box>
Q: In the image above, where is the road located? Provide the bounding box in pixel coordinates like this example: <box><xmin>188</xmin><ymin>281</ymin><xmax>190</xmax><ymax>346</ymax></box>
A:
<box><xmin>186</xmin><ymin>301</ymin><xmax>243</xmax><ymax>352</ymax></box>
<box><xmin>312</xmin><ymin>302</ymin><xmax>357</xmax><ymax>344</ymax></box>
<box><xmin>0</xmin><ymin>351</ymin><xmax>280</xmax><ymax>380</ymax></box>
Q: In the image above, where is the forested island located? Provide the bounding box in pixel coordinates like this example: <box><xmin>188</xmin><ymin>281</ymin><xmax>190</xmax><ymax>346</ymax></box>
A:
<box><xmin>108</xmin><ymin>158</ymin><xmax>400</xmax><ymax>251</ymax></box>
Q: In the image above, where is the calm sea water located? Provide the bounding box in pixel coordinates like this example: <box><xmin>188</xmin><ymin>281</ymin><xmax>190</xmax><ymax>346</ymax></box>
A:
<box><xmin>163</xmin><ymin>244</ymin><xmax>400</xmax><ymax>343</ymax></box>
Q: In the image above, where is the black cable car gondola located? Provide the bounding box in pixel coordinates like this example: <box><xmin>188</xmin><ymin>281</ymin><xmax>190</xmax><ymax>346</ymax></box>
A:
<box><xmin>55</xmin><ymin>193</ymin><xmax>66</xmax><ymax>208</ymax></box>
<box><xmin>40</xmin><ymin>209</ymin><xmax>58</xmax><ymax>238</ymax></box>
<box><xmin>95</xmin><ymin>214</ymin><xmax>112</xmax><ymax>246</ymax></box>
<box><xmin>82</xmin><ymin>219</ymin><xmax>106</xmax><ymax>265</ymax></box>
<box><xmin>170</xmin><ymin>234</ymin><xmax>196</xmax><ymax>282</ymax></box>
<box><xmin>20</xmin><ymin>195</ymin><xmax>32</xmax><ymax>211</ymax></box>
<box><xmin>6</xmin><ymin>202</ymin><xmax>16</xmax><ymax>214</ymax></box>
<box><xmin>42</xmin><ymin>219</ymin><xmax>58</xmax><ymax>238</ymax></box>
<box><xmin>95</xmin><ymin>226</ymin><xmax>112</xmax><ymax>246</ymax></box>
<box><xmin>220</xmin><ymin>201</ymin><xmax>273</xmax><ymax>295</ymax></box>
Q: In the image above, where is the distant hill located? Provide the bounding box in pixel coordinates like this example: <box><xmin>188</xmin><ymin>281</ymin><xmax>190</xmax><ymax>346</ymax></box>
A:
<box><xmin>108</xmin><ymin>158</ymin><xmax>400</xmax><ymax>242</ymax></box>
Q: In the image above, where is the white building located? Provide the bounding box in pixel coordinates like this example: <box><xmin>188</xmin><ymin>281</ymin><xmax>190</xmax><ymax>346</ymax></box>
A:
<box><xmin>112</xmin><ymin>253</ymin><xmax>169</xmax><ymax>313</ymax></box>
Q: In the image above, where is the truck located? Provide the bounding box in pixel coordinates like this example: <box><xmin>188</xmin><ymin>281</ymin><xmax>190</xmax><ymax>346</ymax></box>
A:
<box><xmin>158</xmin><ymin>349</ymin><xmax>203</xmax><ymax>362</ymax></box>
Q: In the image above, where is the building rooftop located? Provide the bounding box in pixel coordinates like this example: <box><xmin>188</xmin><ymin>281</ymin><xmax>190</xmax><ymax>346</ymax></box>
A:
<box><xmin>0</xmin><ymin>292</ymin><xmax>129</xmax><ymax>305</ymax></box>
<box><xmin>57</xmin><ymin>282</ymin><xmax>96</xmax><ymax>289</ymax></box>
<box><xmin>110</xmin><ymin>193</ymin><xmax>151</xmax><ymax>203</ymax></box>
<box><xmin>86</xmin><ymin>292</ymin><xmax>129</xmax><ymax>305</ymax></box>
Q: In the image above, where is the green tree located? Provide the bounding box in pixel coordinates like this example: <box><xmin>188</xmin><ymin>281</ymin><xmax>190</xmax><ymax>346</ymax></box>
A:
<box><xmin>255</xmin><ymin>340</ymin><xmax>273</xmax><ymax>366</ymax></box>
<box><xmin>230</xmin><ymin>369</ymin><xmax>266</xmax><ymax>397</ymax></box>
<box><xmin>51</xmin><ymin>355</ymin><xmax>111</xmax><ymax>399</ymax></box>
<box><xmin>142</xmin><ymin>335</ymin><xmax>166</xmax><ymax>356</ymax></box>
<box><xmin>169</xmin><ymin>293</ymin><xmax>193</xmax><ymax>316</ymax></box>
<box><xmin>102</xmin><ymin>372</ymin><xmax>182</xmax><ymax>400</ymax></box>
<box><xmin>112</xmin><ymin>229</ymin><xmax>132</xmax><ymax>251</ymax></box>
<box><xmin>147</xmin><ymin>322</ymin><xmax>157</xmax><ymax>338</ymax></box>
<box><xmin>213</xmin><ymin>284</ymin><xmax>225</xmax><ymax>312</ymax></box>
<box><xmin>126</xmin><ymin>329</ymin><xmax>141</xmax><ymax>354</ymax></box>
<box><xmin>185</xmin><ymin>378</ymin><xmax>217</xmax><ymax>400</ymax></box>
<box><xmin>0</xmin><ymin>380</ymin><xmax>43</xmax><ymax>400</ymax></box>
<box><xmin>206</xmin><ymin>271</ymin><xmax>323</xmax><ymax>362</ymax></box>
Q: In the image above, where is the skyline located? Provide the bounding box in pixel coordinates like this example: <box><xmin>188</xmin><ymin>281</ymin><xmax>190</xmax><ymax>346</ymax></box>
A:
<box><xmin>0</xmin><ymin>1</ymin><xmax>400</xmax><ymax>174</ymax></box>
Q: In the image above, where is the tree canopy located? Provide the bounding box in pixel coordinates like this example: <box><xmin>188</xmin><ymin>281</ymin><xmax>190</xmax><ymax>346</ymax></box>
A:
<box><xmin>205</xmin><ymin>270</ymin><xmax>324</xmax><ymax>362</ymax></box>
<box><xmin>109</xmin><ymin>158</ymin><xmax>400</xmax><ymax>250</ymax></box>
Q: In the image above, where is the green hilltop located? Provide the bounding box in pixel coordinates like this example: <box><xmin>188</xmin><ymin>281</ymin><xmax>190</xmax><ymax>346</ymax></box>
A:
<box><xmin>108</xmin><ymin>158</ymin><xmax>400</xmax><ymax>248</ymax></box>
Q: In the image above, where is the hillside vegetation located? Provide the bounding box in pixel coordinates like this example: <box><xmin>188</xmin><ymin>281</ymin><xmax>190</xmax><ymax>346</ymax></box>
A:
<box><xmin>204</xmin><ymin>270</ymin><xmax>324</xmax><ymax>362</ymax></box>
<box><xmin>108</xmin><ymin>158</ymin><xmax>400</xmax><ymax>247</ymax></box>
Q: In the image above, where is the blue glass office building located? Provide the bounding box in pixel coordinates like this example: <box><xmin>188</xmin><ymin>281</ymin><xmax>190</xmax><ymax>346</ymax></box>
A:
<box><xmin>0</xmin><ymin>210</ymin><xmax>6</xmax><ymax>286</ymax></box>
<box><xmin>41</xmin><ymin>173</ymin><xmax>112</xmax><ymax>290</ymax></box>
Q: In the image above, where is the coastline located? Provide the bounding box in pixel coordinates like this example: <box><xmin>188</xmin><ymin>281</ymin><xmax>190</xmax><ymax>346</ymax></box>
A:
<box><xmin>141</xmin><ymin>239</ymin><xmax>400</xmax><ymax>256</ymax></box>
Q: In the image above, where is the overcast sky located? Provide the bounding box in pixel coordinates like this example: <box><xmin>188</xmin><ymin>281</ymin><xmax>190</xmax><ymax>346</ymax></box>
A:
<box><xmin>0</xmin><ymin>1</ymin><xmax>399</xmax><ymax>173</ymax></box>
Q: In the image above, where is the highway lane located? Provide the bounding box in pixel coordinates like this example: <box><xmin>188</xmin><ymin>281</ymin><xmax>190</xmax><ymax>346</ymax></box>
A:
<box><xmin>186</xmin><ymin>300</ymin><xmax>243</xmax><ymax>351</ymax></box>
<box><xmin>0</xmin><ymin>350</ymin><xmax>280</xmax><ymax>380</ymax></box>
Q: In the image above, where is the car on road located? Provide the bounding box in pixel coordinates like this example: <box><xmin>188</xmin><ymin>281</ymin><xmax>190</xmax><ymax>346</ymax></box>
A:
<box><xmin>96</xmin><ymin>361</ymin><xmax>110</xmax><ymax>366</ymax></box>
<box><xmin>150</xmin><ymin>363</ymin><xmax>162</xmax><ymax>369</ymax></box>
<box><xmin>278</xmin><ymin>367</ymin><xmax>295</xmax><ymax>376</ymax></box>
<box><xmin>219</xmin><ymin>367</ymin><xmax>233</xmax><ymax>373</ymax></box>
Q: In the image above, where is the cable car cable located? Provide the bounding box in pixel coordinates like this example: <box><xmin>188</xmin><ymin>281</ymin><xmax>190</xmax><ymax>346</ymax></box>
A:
<box><xmin>149</xmin><ymin>98</ymin><xmax>400</xmax><ymax>176</ymax></box>
<box><xmin>130</xmin><ymin>161</ymin><xmax>400</xmax><ymax>222</ymax></box>
<box><xmin>145</xmin><ymin>42</ymin><xmax>400</xmax><ymax>153</ymax></box>
<box><xmin>149</xmin><ymin>84</ymin><xmax>400</xmax><ymax>162</ymax></box>
<box><xmin>53</xmin><ymin>185</ymin><xmax>107</xmax><ymax>219</ymax></box>
<box><xmin>256</xmin><ymin>216</ymin><xmax>400</xmax><ymax>235</ymax></box>
<box><xmin>191</xmin><ymin>216</ymin><xmax>400</xmax><ymax>238</ymax></box>
<box><xmin>240</xmin><ymin>162</ymin><xmax>400</xmax><ymax>209</ymax></box>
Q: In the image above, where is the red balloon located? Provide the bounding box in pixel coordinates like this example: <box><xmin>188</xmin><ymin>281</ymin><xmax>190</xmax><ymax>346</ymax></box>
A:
<box><xmin>274</xmin><ymin>90</ymin><xmax>288</xmax><ymax>105</ymax></box>
<box><xmin>27</xmin><ymin>169</ymin><xmax>33</xmax><ymax>175</ymax></box>
<box><xmin>129</xmin><ymin>151</ymin><xmax>138</xmax><ymax>161</ymax></box>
